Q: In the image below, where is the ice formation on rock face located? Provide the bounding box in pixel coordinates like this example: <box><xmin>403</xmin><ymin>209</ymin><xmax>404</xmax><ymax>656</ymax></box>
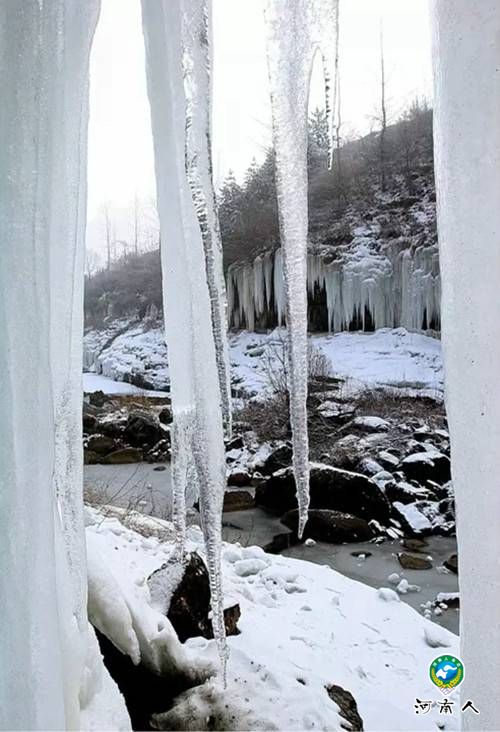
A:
<box><xmin>265</xmin><ymin>0</ymin><xmax>339</xmax><ymax>536</ymax></box>
<box><xmin>183</xmin><ymin>0</ymin><xmax>232</xmax><ymax>439</ymax></box>
<box><xmin>0</xmin><ymin>2</ymin><xmax>109</xmax><ymax>729</ymax></box>
<box><xmin>141</xmin><ymin>0</ymin><xmax>228</xmax><ymax>670</ymax></box>
<box><xmin>431</xmin><ymin>1</ymin><xmax>500</xmax><ymax>728</ymax></box>
<box><xmin>227</xmin><ymin>238</ymin><xmax>441</xmax><ymax>333</ymax></box>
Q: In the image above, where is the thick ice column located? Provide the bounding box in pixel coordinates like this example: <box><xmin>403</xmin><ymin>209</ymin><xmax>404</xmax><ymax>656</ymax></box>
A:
<box><xmin>0</xmin><ymin>1</ymin><xmax>100</xmax><ymax>729</ymax></box>
<box><xmin>142</xmin><ymin>0</ymin><xmax>228</xmax><ymax>669</ymax></box>
<box><xmin>265</xmin><ymin>0</ymin><xmax>338</xmax><ymax>536</ymax></box>
<box><xmin>431</xmin><ymin>2</ymin><xmax>500</xmax><ymax>727</ymax></box>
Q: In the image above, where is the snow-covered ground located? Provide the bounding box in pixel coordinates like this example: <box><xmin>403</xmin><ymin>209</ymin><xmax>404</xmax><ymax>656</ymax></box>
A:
<box><xmin>87</xmin><ymin>507</ymin><xmax>459</xmax><ymax>731</ymax></box>
<box><xmin>84</xmin><ymin>322</ymin><xmax>443</xmax><ymax>399</ymax></box>
<box><xmin>83</xmin><ymin>373</ymin><xmax>168</xmax><ymax>396</ymax></box>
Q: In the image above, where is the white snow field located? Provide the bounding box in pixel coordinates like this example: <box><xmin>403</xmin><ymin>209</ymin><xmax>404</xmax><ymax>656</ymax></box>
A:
<box><xmin>84</xmin><ymin>324</ymin><xmax>443</xmax><ymax>400</ymax></box>
<box><xmin>87</xmin><ymin>507</ymin><xmax>459</xmax><ymax>731</ymax></box>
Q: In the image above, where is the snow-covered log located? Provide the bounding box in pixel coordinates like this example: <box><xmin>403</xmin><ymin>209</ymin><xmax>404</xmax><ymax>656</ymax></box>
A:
<box><xmin>141</xmin><ymin>0</ymin><xmax>228</xmax><ymax>670</ymax></box>
<box><xmin>431</xmin><ymin>2</ymin><xmax>500</xmax><ymax>728</ymax></box>
<box><xmin>0</xmin><ymin>2</ymin><xmax>110</xmax><ymax>729</ymax></box>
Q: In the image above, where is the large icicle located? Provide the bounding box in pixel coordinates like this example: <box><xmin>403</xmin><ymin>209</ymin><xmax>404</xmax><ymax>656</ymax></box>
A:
<box><xmin>183</xmin><ymin>1</ymin><xmax>232</xmax><ymax>439</ymax></box>
<box><xmin>265</xmin><ymin>0</ymin><xmax>339</xmax><ymax>537</ymax></box>
<box><xmin>431</xmin><ymin>2</ymin><xmax>500</xmax><ymax>728</ymax></box>
<box><xmin>142</xmin><ymin>0</ymin><xmax>228</xmax><ymax>671</ymax></box>
<box><xmin>0</xmin><ymin>2</ymin><xmax>106</xmax><ymax>729</ymax></box>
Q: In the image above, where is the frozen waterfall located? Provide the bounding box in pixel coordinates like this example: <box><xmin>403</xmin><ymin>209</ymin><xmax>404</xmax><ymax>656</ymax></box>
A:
<box><xmin>227</xmin><ymin>240</ymin><xmax>441</xmax><ymax>334</ymax></box>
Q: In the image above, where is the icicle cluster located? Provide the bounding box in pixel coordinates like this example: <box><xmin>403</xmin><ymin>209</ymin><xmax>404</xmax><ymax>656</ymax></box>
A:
<box><xmin>142</xmin><ymin>0</ymin><xmax>229</xmax><ymax>673</ymax></box>
<box><xmin>265</xmin><ymin>0</ymin><xmax>340</xmax><ymax>537</ymax></box>
<box><xmin>0</xmin><ymin>2</ymin><xmax>100</xmax><ymax>729</ymax></box>
<box><xmin>227</xmin><ymin>241</ymin><xmax>441</xmax><ymax>333</ymax></box>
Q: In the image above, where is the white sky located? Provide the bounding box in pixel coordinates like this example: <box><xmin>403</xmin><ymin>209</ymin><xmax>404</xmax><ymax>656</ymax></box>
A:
<box><xmin>86</xmin><ymin>0</ymin><xmax>432</xmax><ymax>256</ymax></box>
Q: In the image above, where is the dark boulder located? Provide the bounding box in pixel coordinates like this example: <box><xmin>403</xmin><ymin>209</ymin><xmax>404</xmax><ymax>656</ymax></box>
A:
<box><xmin>84</xmin><ymin>449</ymin><xmax>100</xmax><ymax>465</ymax></box>
<box><xmin>86</xmin><ymin>433</ymin><xmax>119</xmax><ymax>456</ymax></box>
<box><xmin>326</xmin><ymin>684</ymin><xmax>364</xmax><ymax>730</ymax></box>
<box><xmin>125</xmin><ymin>410</ymin><xmax>164</xmax><ymax>448</ymax></box>
<box><xmin>444</xmin><ymin>553</ymin><xmax>458</xmax><ymax>574</ymax></box>
<box><xmin>158</xmin><ymin>405</ymin><xmax>173</xmax><ymax>425</ymax></box>
<box><xmin>256</xmin><ymin>442</ymin><xmax>293</xmax><ymax>475</ymax></box>
<box><xmin>83</xmin><ymin>411</ymin><xmax>98</xmax><ymax>433</ymax></box>
<box><xmin>225</xmin><ymin>434</ymin><xmax>244</xmax><ymax>451</ymax></box>
<box><xmin>399</xmin><ymin>452</ymin><xmax>451</xmax><ymax>485</ymax></box>
<box><xmin>256</xmin><ymin>463</ymin><xmax>390</xmax><ymax>524</ymax></box>
<box><xmin>223</xmin><ymin>490</ymin><xmax>254</xmax><ymax>512</ymax></box>
<box><xmin>385</xmin><ymin>481</ymin><xmax>433</xmax><ymax>505</ymax></box>
<box><xmin>104</xmin><ymin>447</ymin><xmax>143</xmax><ymax>464</ymax></box>
<box><xmin>282</xmin><ymin>509</ymin><xmax>373</xmax><ymax>543</ymax></box>
<box><xmin>227</xmin><ymin>469</ymin><xmax>251</xmax><ymax>487</ymax></box>
<box><xmin>148</xmin><ymin>553</ymin><xmax>240</xmax><ymax>643</ymax></box>
<box><xmin>398</xmin><ymin>551</ymin><xmax>432</xmax><ymax>570</ymax></box>
<box><xmin>87</xmin><ymin>390</ymin><xmax>107</xmax><ymax>407</ymax></box>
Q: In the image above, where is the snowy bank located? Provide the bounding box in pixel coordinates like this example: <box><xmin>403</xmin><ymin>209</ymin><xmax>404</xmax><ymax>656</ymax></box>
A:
<box><xmin>86</xmin><ymin>507</ymin><xmax>458</xmax><ymax>730</ymax></box>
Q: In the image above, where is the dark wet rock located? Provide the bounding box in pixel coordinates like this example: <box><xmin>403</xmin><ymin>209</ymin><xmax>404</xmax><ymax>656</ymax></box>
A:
<box><xmin>399</xmin><ymin>451</ymin><xmax>451</xmax><ymax>485</ymax></box>
<box><xmin>146</xmin><ymin>438</ymin><xmax>170</xmax><ymax>463</ymax></box>
<box><xmin>158</xmin><ymin>405</ymin><xmax>173</xmax><ymax>425</ymax></box>
<box><xmin>148</xmin><ymin>553</ymin><xmax>240</xmax><ymax>643</ymax></box>
<box><xmin>83</xmin><ymin>412</ymin><xmax>98</xmax><ymax>433</ymax></box>
<box><xmin>326</xmin><ymin>684</ymin><xmax>364</xmax><ymax>731</ymax></box>
<box><xmin>223</xmin><ymin>490</ymin><xmax>254</xmax><ymax>512</ymax></box>
<box><xmin>225</xmin><ymin>434</ymin><xmax>244</xmax><ymax>451</ymax></box>
<box><xmin>84</xmin><ymin>449</ymin><xmax>100</xmax><ymax>465</ymax></box>
<box><xmin>96</xmin><ymin>415</ymin><xmax>127</xmax><ymax>440</ymax></box>
<box><xmin>263</xmin><ymin>532</ymin><xmax>297</xmax><ymax>554</ymax></box>
<box><xmin>330</xmin><ymin>434</ymin><xmax>364</xmax><ymax>471</ymax></box>
<box><xmin>398</xmin><ymin>551</ymin><xmax>433</xmax><ymax>570</ymax></box>
<box><xmin>351</xmin><ymin>550</ymin><xmax>372</xmax><ymax>558</ymax></box>
<box><xmin>402</xmin><ymin>537</ymin><xmax>428</xmax><ymax>552</ymax></box>
<box><xmin>259</xmin><ymin>442</ymin><xmax>293</xmax><ymax>475</ymax></box>
<box><xmin>282</xmin><ymin>509</ymin><xmax>373</xmax><ymax>543</ymax></box>
<box><xmin>385</xmin><ymin>480</ymin><xmax>433</xmax><ymax>505</ymax></box>
<box><xmin>87</xmin><ymin>390</ymin><xmax>107</xmax><ymax>407</ymax></box>
<box><xmin>438</xmin><ymin>497</ymin><xmax>455</xmax><ymax>517</ymax></box>
<box><xmin>86</xmin><ymin>433</ymin><xmax>119</xmax><ymax>456</ymax></box>
<box><xmin>227</xmin><ymin>469</ymin><xmax>251</xmax><ymax>487</ymax></box>
<box><xmin>153</xmin><ymin>465</ymin><xmax>167</xmax><ymax>472</ymax></box>
<box><xmin>444</xmin><ymin>553</ymin><xmax>458</xmax><ymax>574</ymax></box>
<box><xmin>124</xmin><ymin>410</ymin><xmax>164</xmax><ymax>448</ymax></box>
<box><xmin>104</xmin><ymin>447</ymin><xmax>143</xmax><ymax>464</ymax></box>
<box><xmin>377</xmin><ymin>450</ymin><xmax>400</xmax><ymax>470</ymax></box>
<box><xmin>256</xmin><ymin>463</ymin><xmax>390</xmax><ymax>524</ymax></box>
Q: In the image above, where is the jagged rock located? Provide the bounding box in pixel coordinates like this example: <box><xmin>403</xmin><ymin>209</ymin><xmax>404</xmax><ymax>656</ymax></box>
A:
<box><xmin>86</xmin><ymin>433</ymin><xmax>119</xmax><ymax>456</ymax></box>
<box><xmin>256</xmin><ymin>463</ymin><xmax>390</xmax><ymax>524</ymax></box>
<box><xmin>158</xmin><ymin>405</ymin><xmax>173</xmax><ymax>424</ymax></box>
<box><xmin>225</xmin><ymin>434</ymin><xmax>244</xmax><ymax>451</ymax></box>
<box><xmin>392</xmin><ymin>502</ymin><xmax>432</xmax><ymax>536</ymax></box>
<box><xmin>87</xmin><ymin>389</ymin><xmax>107</xmax><ymax>407</ymax></box>
<box><xmin>316</xmin><ymin>400</ymin><xmax>355</xmax><ymax>422</ymax></box>
<box><xmin>125</xmin><ymin>410</ymin><xmax>164</xmax><ymax>448</ymax></box>
<box><xmin>148</xmin><ymin>553</ymin><xmax>240</xmax><ymax>642</ymax></box>
<box><xmin>223</xmin><ymin>490</ymin><xmax>254</xmax><ymax>512</ymax></box>
<box><xmin>260</xmin><ymin>442</ymin><xmax>293</xmax><ymax>474</ymax></box>
<box><xmin>385</xmin><ymin>480</ymin><xmax>433</xmax><ymax>505</ymax></box>
<box><xmin>326</xmin><ymin>684</ymin><xmax>364</xmax><ymax>730</ymax></box>
<box><xmin>377</xmin><ymin>450</ymin><xmax>400</xmax><ymax>470</ymax></box>
<box><xmin>227</xmin><ymin>469</ymin><xmax>251</xmax><ymax>487</ymax></box>
<box><xmin>146</xmin><ymin>437</ymin><xmax>170</xmax><ymax>463</ymax></box>
<box><xmin>84</xmin><ymin>448</ymin><xmax>100</xmax><ymax>465</ymax></box>
<box><xmin>399</xmin><ymin>451</ymin><xmax>451</xmax><ymax>484</ymax></box>
<box><xmin>96</xmin><ymin>414</ymin><xmax>127</xmax><ymax>439</ymax></box>
<box><xmin>104</xmin><ymin>447</ymin><xmax>143</xmax><ymax>464</ymax></box>
<box><xmin>397</xmin><ymin>551</ymin><xmax>432</xmax><ymax>570</ymax></box>
<box><xmin>444</xmin><ymin>553</ymin><xmax>458</xmax><ymax>574</ymax></box>
<box><xmin>282</xmin><ymin>509</ymin><xmax>373</xmax><ymax>543</ymax></box>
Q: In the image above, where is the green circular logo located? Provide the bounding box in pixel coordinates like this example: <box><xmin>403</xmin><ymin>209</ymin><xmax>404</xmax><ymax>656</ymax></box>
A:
<box><xmin>429</xmin><ymin>655</ymin><xmax>464</xmax><ymax>693</ymax></box>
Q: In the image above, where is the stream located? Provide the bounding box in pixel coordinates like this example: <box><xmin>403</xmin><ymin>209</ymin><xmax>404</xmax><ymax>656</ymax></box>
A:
<box><xmin>84</xmin><ymin>462</ymin><xmax>459</xmax><ymax>633</ymax></box>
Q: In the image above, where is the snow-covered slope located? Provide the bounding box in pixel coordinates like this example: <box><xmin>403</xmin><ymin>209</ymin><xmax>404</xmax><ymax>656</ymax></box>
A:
<box><xmin>84</xmin><ymin>322</ymin><xmax>443</xmax><ymax>399</ymax></box>
<box><xmin>86</xmin><ymin>507</ymin><xmax>458</xmax><ymax>731</ymax></box>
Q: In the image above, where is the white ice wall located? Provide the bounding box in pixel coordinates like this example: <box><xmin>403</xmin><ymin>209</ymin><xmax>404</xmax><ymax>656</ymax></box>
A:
<box><xmin>431</xmin><ymin>2</ymin><xmax>500</xmax><ymax>728</ymax></box>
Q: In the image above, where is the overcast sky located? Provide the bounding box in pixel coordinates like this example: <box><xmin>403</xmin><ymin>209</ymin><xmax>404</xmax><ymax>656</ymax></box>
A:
<box><xmin>86</xmin><ymin>0</ymin><xmax>432</xmax><ymax>256</ymax></box>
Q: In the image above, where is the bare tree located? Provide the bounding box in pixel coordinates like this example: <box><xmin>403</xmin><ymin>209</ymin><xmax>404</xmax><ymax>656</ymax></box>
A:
<box><xmin>133</xmin><ymin>193</ymin><xmax>140</xmax><ymax>256</ymax></box>
<box><xmin>103</xmin><ymin>203</ymin><xmax>113</xmax><ymax>270</ymax></box>
<box><xmin>84</xmin><ymin>249</ymin><xmax>100</xmax><ymax>280</ymax></box>
<box><xmin>379</xmin><ymin>22</ymin><xmax>387</xmax><ymax>192</ymax></box>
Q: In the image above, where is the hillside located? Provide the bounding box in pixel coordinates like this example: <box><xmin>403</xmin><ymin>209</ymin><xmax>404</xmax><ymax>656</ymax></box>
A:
<box><xmin>85</xmin><ymin>104</ymin><xmax>437</xmax><ymax>334</ymax></box>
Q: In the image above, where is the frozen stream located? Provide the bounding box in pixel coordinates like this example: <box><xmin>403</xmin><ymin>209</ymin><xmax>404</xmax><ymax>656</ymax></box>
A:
<box><xmin>84</xmin><ymin>463</ymin><xmax>459</xmax><ymax>633</ymax></box>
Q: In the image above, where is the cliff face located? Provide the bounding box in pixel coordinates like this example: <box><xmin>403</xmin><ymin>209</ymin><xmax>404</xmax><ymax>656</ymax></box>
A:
<box><xmin>85</xmin><ymin>108</ymin><xmax>438</xmax><ymax>335</ymax></box>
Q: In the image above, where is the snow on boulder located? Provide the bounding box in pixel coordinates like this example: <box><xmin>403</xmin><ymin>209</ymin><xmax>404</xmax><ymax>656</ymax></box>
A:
<box><xmin>423</xmin><ymin>622</ymin><xmax>452</xmax><ymax>649</ymax></box>
<box><xmin>256</xmin><ymin>463</ymin><xmax>391</xmax><ymax>524</ymax></box>
<box><xmin>385</xmin><ymin>481</ymin><xmax>433</xmax><ymax>505</ymax></box>
<box><xmin>377</xmin><ymin>587</ymin><xmax>400</xmax><ymax>602</ymax></box>
<box><xmin>248</xmin><ymin>441</ymin><xmax>293</xmax><ymax>475</ymax></box>
<box><xmin>353</xmin><ymin>416</ymin><xmax>390</xmax><ymax>432</ymax></box>
<box><xmin>392</xmin><ymin>501</ymin><xmax>433</xmax><ymax>536</ymax></box>
<box><xmin>281</xmin><ymin>509</ymin><xmax>373</xmax><ymax>543</ymax></box>
<box><xmin>234</xmin><ymin>559</ymin><xmax>269</xmax><ymax>577</ymax></box>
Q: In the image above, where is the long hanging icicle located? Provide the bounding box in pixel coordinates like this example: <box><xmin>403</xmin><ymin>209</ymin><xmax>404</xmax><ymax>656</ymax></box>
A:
<box><xmin>141</xmin><ymin>0</ymin><xmax>228</xmax><ymax>671</ymax></box>
<box><xmin>0</xmin><ymin>2</ymin><xmax>101</xmax><ymax>729</ymax></box>
<box><xmin>183</xmin><ymin>1</ymin><xmax>232</xmax><ymax>439</ymax></box>
<box><xmin>265</xmin><ymin>0</ymin><xmax>339</xmax><ymax>537</ymax></box>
